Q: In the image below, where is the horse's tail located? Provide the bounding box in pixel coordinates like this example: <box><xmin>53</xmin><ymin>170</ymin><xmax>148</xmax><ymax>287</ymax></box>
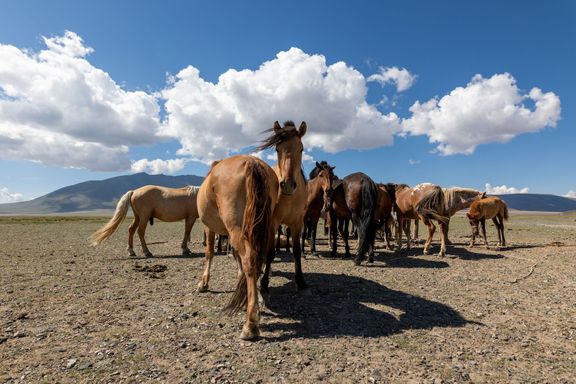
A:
<box><xmin>416</xmin><ymin>186</ymin><xmax>449</xmax><ymax>224</ymax></box>
<box><xmin>502</xmin><ymin>202</ymin><xmax>509</xmax><ymax>221</ymax></box>
<box><xmin>357</xmin><ymin>178</ymin><xmax>379</xmax><ymax>256</ymax></box>
<box><xmin>89</xmin><ymin>191</ymin><xmax>133</xmax><ymax>246</ymax></box>
<box><xmin>224</xmin><ymin>160</ymin><xmax>273</xmax><ymax>315</ymax></box>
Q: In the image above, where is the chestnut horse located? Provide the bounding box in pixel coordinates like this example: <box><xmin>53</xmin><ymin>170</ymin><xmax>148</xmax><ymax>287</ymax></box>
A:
<box><xmin>467</xmin><ymin>196</ymin><xmax>509</xmax><ymax>248</ymax></box>
<box><xmin>394</xmin><ymin>183</ymin><xmax>449</xmax><ymax>256</ymax></box>
<box><xmin>260</xmin><ymin>121</ymin><xmax>309</xmax><ymax>293</ymax></box>
<box><xmin>301</xmin><ymin>162</ymin><xmax>335</xmax><ymax>254</ymax></box>
<box><xmin>196</xmin><ymin>154</ymin><xmax>277</xmax><ymax>340</ymax></box>
<box><xmin>89</xmin><ymin>185</ymin><xmax>200</xmax><ymax>257</ymax></box>
<box><xmin>328</xmin><ymin>172</ymin><xmax>379</xmax><ymax>265</ymax></box>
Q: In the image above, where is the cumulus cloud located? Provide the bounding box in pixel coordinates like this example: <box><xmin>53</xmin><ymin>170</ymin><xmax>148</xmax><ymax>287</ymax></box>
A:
<box><xmin>368</xmin><ymin>66</ymin><xmax>417</xmax><ymax>92</ymax></box>
<box><xmin>408</xmin><ymin>159</ymin><xmax>420</xmax><ymax>165</ymax></box>
<box><xmin>485</xmin><ymin>183</ymin><xmax>529</xmax><ymax>194</ymax></box>
<box><xmin>402</xmin><ymin>73</ymin><xmax>561</xmax><ymax>155</ymax></box>
<box><xmin>564</xmin><ymin>190</ymin><xmax>576</xmax><ymax>198</ymax></box>
<box><xmin>0</xmin><ymin>187</ymin><xmax>24</xmax><ymax>203</ymax></box>
<box><xmin>0</xmin><ymin>31</ymin><xmax>161</xmax><ymax>171</ymax></box>
<box><xmin>160</xmin><ymin>47</ymin><xmax>402</xmax><ymax>164</ymax></box>
<box><xmin>131</xmin><ymin>158</ymin><xmax>188</xmax><ymax>175</ymax></box>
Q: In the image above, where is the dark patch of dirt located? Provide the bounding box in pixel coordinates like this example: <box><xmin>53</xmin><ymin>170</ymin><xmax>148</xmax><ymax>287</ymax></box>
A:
<box><xmin>1</xmin><ymin>214</ymin><xmax>576</xmax><ymax>383</ymax></box>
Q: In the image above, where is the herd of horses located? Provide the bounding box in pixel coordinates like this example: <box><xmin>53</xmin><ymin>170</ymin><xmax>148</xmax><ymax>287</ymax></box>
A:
<box><xmin>90</xmin><ymin>121</ymin><xmax>509</xmax><ymax>340</ymax></box>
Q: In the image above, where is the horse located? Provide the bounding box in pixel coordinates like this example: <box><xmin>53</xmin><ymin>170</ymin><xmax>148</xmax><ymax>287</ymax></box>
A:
<box><xmin>196</xmin><ymin>120</ymin><xmax>307</xmax><ymax>339</ymax></box>
<box><xmin>467</xmin><ymin>196</ymin><xmax>509</xmax><ymax>248</ymax></box>
<box><xmin>328</xmin><ymin>172</ymin><xmax>379</xmax><ymax>265</ymax></box>
<box><xmin>89</xmin><ymin>185</ymin><xmax>200</xmax><ymax>257</ymax></box>
<box><xmin>373</xmin><ymin>183</ymin><xmax>396</xmax><ymax>251</ymax></box>
<box><xmin>260</xmin><ymin>121</ymin><xmax>309</xmax><ymax>293</ymax></box>
<box><xmin>196</xmin><ymin>154</ymin><xmax>277</xmax><ymax>340</ymax></box>
<box><xmin>301</xmin><ymin>161</ymin><xmax>335</xmax><ymax>254</ymax></box>
<box><xmin>394</xmin><ymin>183</ymin><xmax>449</xmax><ymax>256</ymax></box>
<box><xmin>443</xmin><ymin>187</ymin><xmax>486</xmax><ymax>241</ymax></box>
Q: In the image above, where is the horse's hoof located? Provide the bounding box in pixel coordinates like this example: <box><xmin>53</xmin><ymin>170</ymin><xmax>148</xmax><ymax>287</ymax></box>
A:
<box><xmin>353</xmin><ymin>257</ymin><xmax>362</xmax><ymax>266</ymax></box>
<box><xmin>240</xmin><ymin>326</ymin><xmax>260</xmax><ymax>341</ymax></box>
<box><xmin>144</xmin><ymin>251</ymin><xmax>153</xmax><ymax>258</ymax></box>
<box><xmin>197</xmin><ymin>283</ymin><xmax>208</xmax><ymax>293</ymax></box>
<box><xmin>423</xmin><ymin>249</ymin><xmax>429</xmax><ymax>255</ymax></box>
<box><xmin>182</xmin><ymin>249</ymin><xmax>193</xmax><ymax>257</ymax></box>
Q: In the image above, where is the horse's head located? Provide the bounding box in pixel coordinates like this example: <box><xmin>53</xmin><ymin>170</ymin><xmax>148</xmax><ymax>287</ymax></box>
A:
<box><xmin>259</xmin><ymin>120</ymin><xmax>307</xmax><ymax>195</ymax></box>
<box><xmin>317</xmin><ymin>165</ymin><xmax>336</xmax><ymax>212</ymax></box>
<box><xmin>466</xmin><ymin>212</ymin><xmax>480</xmax><ymax>235</ymax></box>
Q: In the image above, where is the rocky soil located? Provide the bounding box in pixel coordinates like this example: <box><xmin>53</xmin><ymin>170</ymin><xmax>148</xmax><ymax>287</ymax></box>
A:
<box><xmin>1</xmin><ymin>213</ymin><xmax>575</xmax><ymax>383</ymax></box>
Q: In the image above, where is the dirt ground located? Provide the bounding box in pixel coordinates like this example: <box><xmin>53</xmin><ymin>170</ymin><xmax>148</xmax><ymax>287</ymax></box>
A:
<box><xmin>1</xmin><ymin>212</ymin><xmax>575</xmax><ymax>383</ymax></box>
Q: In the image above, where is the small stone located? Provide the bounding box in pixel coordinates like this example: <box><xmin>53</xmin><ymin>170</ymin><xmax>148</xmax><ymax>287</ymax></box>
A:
<box><xmin>66</xmin><ymin>359</ymin><xmax>78</xmax><ymax>369</ymax></box>
<box><xmin>13</xmin><ymin>330</ymin><xmax>27</xmax><ymax>338</ymax></box>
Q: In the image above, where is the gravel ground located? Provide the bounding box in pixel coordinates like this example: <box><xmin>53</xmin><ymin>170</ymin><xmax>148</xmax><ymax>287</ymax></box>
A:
<box><xmin>1</xmin><ymin>213</ymin><xmax>575</xmax><ymax>383</ymax></box>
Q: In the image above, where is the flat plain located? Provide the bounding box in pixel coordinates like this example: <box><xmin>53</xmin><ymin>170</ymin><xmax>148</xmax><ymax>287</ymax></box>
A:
<box><xmin>1</xmin><ymin>212</ymin><xmax>575</xmax><ymax>383</ymax></box>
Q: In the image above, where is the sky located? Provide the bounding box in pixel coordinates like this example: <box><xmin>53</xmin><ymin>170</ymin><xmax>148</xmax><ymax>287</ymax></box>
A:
<box><xmin>1</xmin><ymin>0</ymin><xmax>574</xmax><ymax>203</ymax></box>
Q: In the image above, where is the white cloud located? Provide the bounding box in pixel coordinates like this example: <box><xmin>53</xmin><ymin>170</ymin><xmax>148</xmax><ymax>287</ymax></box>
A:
<box><xmin>0</xmin><ymin>31</ymin><xmax>161</xmax><ymax>171</ymax></box>
<box><xmin>564</xmin><ymin>190</ymin><xmax>576</xmax><ymax>198</ymax></box>
<box><xmin>408</xmin><ymin>159</ymin><xmax>420</xmax><ymax>165</ymax></box>
<box><xmin>368</xmin><ymin>66</ymin><xmax>417</xmax><ymax>92</ymax></box>
<box><xmin>131</xmin><ymin>158</ymin><xmax>188</xmax><ymax>175</ymax></box>
<box><xmin>0</xmin><ymin>187</ymin><xmax>24</xmax><ymax>203</ymax></box>
<box><xmin>485</xmin><ymin>183</ymin><xmax>529</xmax><ymax>194</ymax></box>
<box><xmin>402</xmin><ymin>73</ymin><xmax>561</xmax><ymax>155</ymax></box>
<box><xmin>160</xmin><ymin>47</ymin><xmax>402</xmax><ymax>164</ymax></box>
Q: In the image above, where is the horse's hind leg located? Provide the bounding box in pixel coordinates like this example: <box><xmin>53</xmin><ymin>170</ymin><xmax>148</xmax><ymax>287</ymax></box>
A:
<box><xmin>137</xmin><ymin>217</ymin><xmax>153</xmax><ymax>257</ymax></box>
<box><xmin>181</xmin><ymin>216</ymin><xmax>195</xmax><ymax>256</ymax></box>
<box><xmin>290</xmin><ymin>224</ymin><xmax>308</xmax><ymax>290</ymax></box>
<box><xmin>422</xmin><ymin>218</ymin><xmax>435</xmax><ymax>255</ymax></box>
<box><xmin>500</xmin><ymin>215</ymin><xmax>506</xmax><ymax>247</ymax></box>
<box><xmin>342</xmin><ymin>220</ymin><xmax>351</xmax><ymax>258</ymax></box>
<box><xmin>128</xmin><ymin>216</ymin><xmax>139</xmax><ymax>256</ymax></box>
<box><xmin>481</xmin><ymin>218</ymin><xmax>489</xmax><ymax>248</ymax></box>
<box><xmin>438</xmin><ymin>220</ymin><xmax>448</xmax><ymax>257</ymax></box>
<box><xmin>239</xmin><ymin>243</ymin><xmax>261</xmax><ymax>340</ymax></box>
<box><xmin>198</xmin><ymin>229</ymin><xmax>215</xmax><ymax>292</ymax></box>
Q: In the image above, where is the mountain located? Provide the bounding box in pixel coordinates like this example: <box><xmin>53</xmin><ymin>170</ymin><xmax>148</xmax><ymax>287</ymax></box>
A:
<box><xmin>0</xmin><ymin>173</ymin><xmax>204</xmax><ymax>214</ymax></box>
<box><xmin>495</xmin><ymin>193</ymin><xmax>576</xmax><ymax>212</ymax></box>
<box><xmin>2</xmin><ymin>174</ymin><xmax>575</xmax><ymax>214</ymax></box>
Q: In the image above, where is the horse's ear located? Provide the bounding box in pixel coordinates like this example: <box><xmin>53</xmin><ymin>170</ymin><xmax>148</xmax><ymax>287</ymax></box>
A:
<box><xmin>466</xmin><ymin>213</ymin><xmax>471</xmax><ymax>219</ymax></box>
<box><xmin>481</xmin><ymin>191</ymin><xmax>487</xmax><ymax>198</ymax></box>
<box><xmin>316</xmin><ymin>161</ymin><xmax>321</xmax><ymax>168</ymax></box>
<box><xmin>330</xmin><ymin>166</ymin><xmax>336</xmax><ymax>171</ymax></box>
<box><xmin>273</xmin><ymin>121</ymin><xmax>282</xmax><ymax>132</ymax></box>
<box><xmin>298</xmin><ymin>121</ymin><xmax>307</xmax><ymax>137</ymax></box>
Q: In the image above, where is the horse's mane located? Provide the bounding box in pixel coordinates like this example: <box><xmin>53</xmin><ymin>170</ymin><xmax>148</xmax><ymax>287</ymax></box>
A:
<box><xmin>395</xmin><ymin>183</ymin><xmax>410</xmax><ymax>191</ymax></box>
<box><xmin>443</xmin><ymin>187</ymin><xmax>481</xmax><ymax>212</ymax></box>
<box><xmin>257</xmin><ymin>121</ymin><xmax>299</xmax><ymax>151</ymax></box>
<box><xmin>187</xmin><ymin>185</ymin><xmax>201</xmax><ymax>196</ymax></box>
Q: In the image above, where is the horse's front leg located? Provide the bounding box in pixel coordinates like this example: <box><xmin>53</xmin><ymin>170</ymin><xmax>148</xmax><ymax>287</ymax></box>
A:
<box><xmin>343</xmin><ymin>219</ymin><xmax>351</xmax><ymax>258</ymax></box>
<box><xmin>259</xmin><ymin>243</ymin><xmax>275</xmax><ymax>309</ymax></box>
<box><xmin>182</xmin><ymin>216</ymin><xmax>195</xmax><ymax>256</ymax></box>
<box><xmin>197</xmin><ymin>228</ymin><xmax>215</xmax><ymax>292</ymax></box>
<box><xmin>480</xmin><ymin>218</ymin><xmax>489</xmax><ymax>248</ymax></box>
<box><xmin>438</xmin><ymin>220</ymin><xmax>447</xmax><ymax>257</ymax></box>
<box><xmin>290</xmin><ymin>224</ymin><xmax>308</xmax><ymax>290</ymax></box>
<box><xmin>330</xmin><ymin>211</ymin><xmax>338</xmax><ymax>258</ymax></box>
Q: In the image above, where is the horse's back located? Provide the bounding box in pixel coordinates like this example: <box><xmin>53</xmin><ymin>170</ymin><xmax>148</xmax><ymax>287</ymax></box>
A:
<box><xmin>198</xmin><ymin>155</ymin><xmax>278</xmax><ymax>236</ymax></box>
<box><xmin>131</xmin><ymin>185</ymin><xmax>196</xmax><ymax>220</ymax></box>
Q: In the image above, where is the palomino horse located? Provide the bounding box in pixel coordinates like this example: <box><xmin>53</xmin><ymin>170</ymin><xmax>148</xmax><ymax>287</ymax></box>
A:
<box><xmin>394</xmin><ymin>183</ymin><xmax>449</xmax><ymax>256</ymax></box>
<box><xmin>467</xmin><ymin>196</ymin><xmax>509</xmax><ymax>248</ymax></box>
<box><xmin>196</xmin><ymin>154</ymin><xmax>277</xmax><ymax>340</ymax></box>
<box><xmin>259</xmin><ymin>121</ymin><xmax>309</xmax><ymax>293</ymax></box>
<box><xmin>90</xmin><ymin>185</ymin><xmax>200</xmax><ymax>257</ymax></box>
<box><xmin>328</xmin><ymin>172</ymin><xmax>379</xmax><ymax>265</ymax></box>
<box><xmin>301</xmin><ymin>161</ymin><xmax>335</xmax><ymax>254</ymax></box>
<box><xmin>443</xmin><ymin>187</ymin><xmax>486</xmax><ymax>241</ymax></box>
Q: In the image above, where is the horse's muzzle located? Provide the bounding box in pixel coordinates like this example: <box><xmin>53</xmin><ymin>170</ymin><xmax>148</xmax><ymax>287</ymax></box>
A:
<box><xmin>280</xmin><ymin>180</ymin><xmax>297</xmax><ymax>195</ymax></box>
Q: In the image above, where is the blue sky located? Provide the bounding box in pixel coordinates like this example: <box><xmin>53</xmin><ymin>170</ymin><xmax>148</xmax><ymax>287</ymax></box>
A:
<box><xmin>1</xmin><ymin>0</ymin><xmax>574</xmax><ymax>203</ymax></box>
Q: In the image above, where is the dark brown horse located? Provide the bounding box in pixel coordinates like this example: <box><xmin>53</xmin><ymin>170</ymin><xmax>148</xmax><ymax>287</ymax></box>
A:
<box><xmin>328</xmin><ymin>172</ymin><xmax>379</xmax><ymax>265</ymax></box>
<box><xmin>394</xmin><ymin>183</ymin><xmax>449</xmax><ymax>256</ymax></box>
<box><xmin>373</xmin><ymin>183</ymin><xmax>396</xmax><ymax>251</ymax></box>
<box><xmin>302</xmin><ymin>161</ymin><xmax>335</xmax><ymax>254</ymax></box>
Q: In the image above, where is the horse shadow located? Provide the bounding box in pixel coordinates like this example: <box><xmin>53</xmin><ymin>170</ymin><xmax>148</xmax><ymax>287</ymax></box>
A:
<box><xmin>262</xmin><ymin>271</ymin><xmax>473</xmax><ymax>341</ymax></box>
<box><xmin>445</xmin><ymin>246</ymin><xmax>505</xmax><ymax>261</ymax></box>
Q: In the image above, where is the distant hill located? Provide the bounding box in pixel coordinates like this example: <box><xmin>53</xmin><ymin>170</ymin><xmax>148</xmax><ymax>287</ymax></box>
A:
<box><xmin>1</xmin><ymin>174</ymin><xmax>575</xmax><ymax>214</ymax></box>
<box><xmin>0</xmin><ymin>173</ymin><xmax>204</xmax><ymax>214</ymax></box>
<box><xmin>495</xmin><ymin>193</ymin><xmax>576</xmax><ymax>212</ymax></box>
